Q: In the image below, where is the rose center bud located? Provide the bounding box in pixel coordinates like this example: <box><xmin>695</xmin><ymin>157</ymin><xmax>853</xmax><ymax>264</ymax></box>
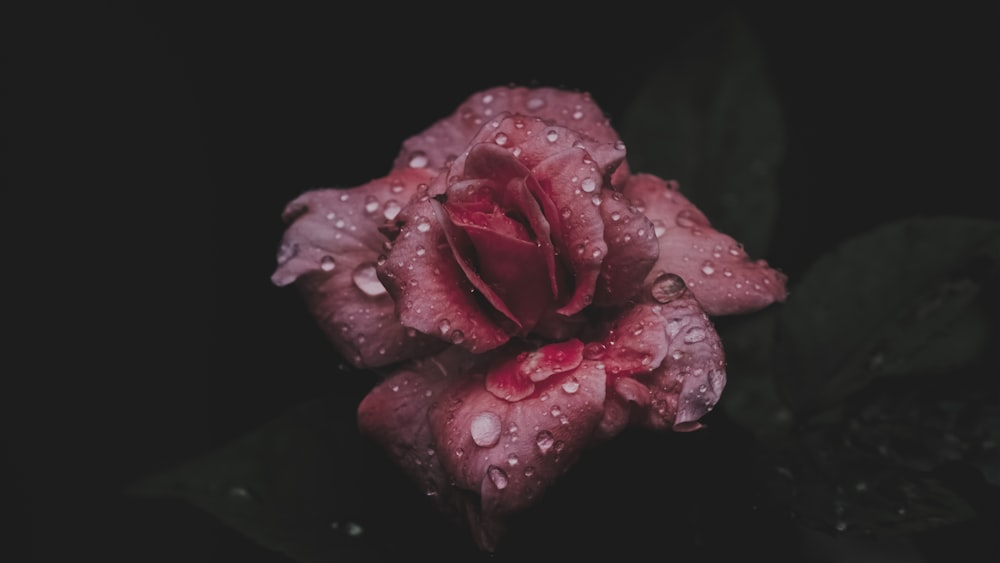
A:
<box><xmin>440</xmin><ymin>172</ymin><xmax>558</xmax><ymax>334</ymax></box>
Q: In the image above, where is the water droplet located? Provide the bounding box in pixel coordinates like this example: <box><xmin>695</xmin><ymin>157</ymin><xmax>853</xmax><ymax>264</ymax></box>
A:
<box><xmin>524</xmin><ymin>466</ymin><xmax>536</xmax><ymax>477</ymax></box>
<box><xmin>471</xmin><ymin>411</ymin><xmax>502</xmax><ymax>447</ymax></box>
<box><xmin>276</xmin><ymin>242</ymin><xmax>298</xmax><ymax>265</ymax></box>
<box><xmin>610</xmin><ymin>211</ymin><xmax>622</xmax><ymax>222</ymax></box>
<box><xmin>651</xmin><ymin>273</ymin><xmax>686</xmax><ymax>303</ymax></box>
<box><xmin>683</xmin><ymin>326</ymin><xmax>707</xmax><ymax>344</ymax></box>
<box><xmin>675</xmin><ymin>209</ymin><xmax>697</xmax><ymax>228</ymax></box>
<box><xmin>352</xmin><ymin>263</ymin><xmax>388</xmax><ymax>296</ymax></box>
<box><xmin>416</xmin><ymin>216</ymin><xmax>431</xmax><ymax>232</ymax></box>
<box><xmin>408</xmin><ymin>151</ymin><xmax>429</xmax><ymax>168</ymax></box>
<box><xmin>364</xmin><ymin>195</ymin><xmax>379</xmax><ymax>214</ymax></box>
<box><xmin>701</xmin><ymin>261</ymin><xmax>716</xmax><ymax>276</ymax></box>
<box><xmin>536</xmin><ymin>430</ymin><xmax>554</xmax><ymax>453</ymax></box>
<box><xmin>383</xmin><ymin>200</ymin><xmax>402</xmax><ymax>220</ymax></box>
<box><xmin>438</xmin><ymin>319</ymin><xmax>451</xmax><ymax>335</ymax></box>
<box><xmin>561</xmin><ymin>377</ymin><xmax>580</xmax><ymax>394</ymax></box>
<box><xmin>526</xmin><ymin>97</ymin><xmax>545</xmax><ymax>110</ymax></box>
<box><xmin>506</xmin><ymin>453</ymin><xmax>519</xmax><ymax>466</ymax></box>
<box><xmin>581</xmin><ymin>178</ymin><xmax>597</xmax><ymax>192</ymax></box>
<box><xmin>495</xmin><ymin>132</ymin><xmax>508</xmax><ymax>146</ymax></box>
<box><xmin>572</xmin><ymin>110</ymin><xmax>584</xmax><ymax>120</ymax></box>
<box><xmin>455</xmin><ymin>447</ymin><xmax>465</xmax><ymax>458</ymax></box>
<box><xmin>583</xmin><ymin>342</ymin><xmax>606</xmax><ymax>359</ymax></box>
<box><xmin>550</xmin><ymin>405</ymin><xmax>562</xmax><ymax>417</ymax></box>
<box><xmin>320</xmin><ymin>255</ymin><xmax>336</xmax><ymax>272</ymax></box>
<box><xmin>546</xmin><ymin>130</ymin><xmax>559</xmax><ymax>143</ymax></box>
<box><xmin>450</xmin><ymin>330</ymin><xmax>465</xmax><ymax>344</ymax></box>
<box><xmin>487</xmin><ymin>465</ymin><xmax>509</xmax><ymax>489</ymax></box>
<box><xmin>591</xmin><ymin>248</ymin><xmax>602</xmax><ymax>258</ymax></box>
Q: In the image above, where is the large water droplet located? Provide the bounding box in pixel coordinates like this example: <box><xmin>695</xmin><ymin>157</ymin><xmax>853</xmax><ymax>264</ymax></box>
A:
<box><xmin>494</xmin><ymin>133</ymin><xmax>508</xmax><ymax>146</ymax></box>
<box><xmin>581</xmin><ymin>178</ymin><xmax>597</xmax><ymax>193</ymax></box>
<box><xmin>415</xmin><ymin>216</ymin><xmax>432</xmax><ymax>232</ymax></box>
<box><xmin>561</xmin><ymin>376</ymin><xmax>580</xmax><ymax>394</ymax></box>
<box><xmin>383</xmin><ymin>200</ymin><xmax>402</xmax><ymax>220</ymax></box>
<box><xmin>320</xmin><ymin>255</ymin><xmax>336</xmax><ymax>272</ymax></box>
<box><xmin>546</xmin><ymin>130</ymin><xmax>559</xmax><ymax>143</ymax></box>
<box><xmin>651</xmin><ymin>273</ymin><xmax>686</xmax><ymax>303</ymax></box>
<box><xmin>470</xmin><ymin>411</ymin><xmax>502</xmax><ymax>447</ymax></box>
<box><xmin>507</xmin><ymin>453</ymin><xmax>519</xmax><ymax>466</ymax></box>
<box><xmin>352</xmin><ymin>263</ymin><xmax>388</xmax><ymax>296</ymax></box>
<box><xmin>536</xmin><ymin>430</ymin><xmax>554</xmax><ymax>453</ymax></box>
<box><xmin>450</xmin><ymin>330</ymin><xmax>465</xmax><ymax>344</ymax></box>
<box><xmin>408</xmin><ymin>151</ymin><xmax>429</xmax><ymax>168</ymax></box>
<box><xmin>487</xmin><ymin>465</ymin><xmax>509</xmax><ymax>490</ymax></box>
<box><xmin>675</xmin><ymin>209</ymin><xmax>697</xmax><ymax>228</ymax></box>
<box><xmin>683</xmin><ymin>326</ymin><xmax>707</xmax><ymax>344</ymax></box>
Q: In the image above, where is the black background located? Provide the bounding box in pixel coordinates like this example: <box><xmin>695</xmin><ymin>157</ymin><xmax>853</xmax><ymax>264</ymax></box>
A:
<box><xmin>5</xmin><ymin>2</ymin><xmax>998</xmax><ymax>562</ymax></box>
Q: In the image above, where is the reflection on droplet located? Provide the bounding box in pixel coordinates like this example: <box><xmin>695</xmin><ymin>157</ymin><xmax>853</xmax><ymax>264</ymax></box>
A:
<box><xmin>507</xmin><ymin>453</ymin><xmax>519</xmax><ymax>466</ymax></box>
<box><xmin>495</xmin><ymin>133</ymin><xmax>508</xmax><ymax>146</ymax></box>
<box><xmin>581</xmin><ymin>178</ymin><xmax>596</xmax><ymax>192</ymax></box>
<box><xmin>471</xmin><ymin>411</ymin><xmax>502</xmax><ymax>447</ymax></box>
<box><xmin>683</xmin><ymin>326</ymin><xmax>707</xmax><ymax>344</ymax></box>
<box><xmin>352</xmin><ymin>263</ymin><xmax>388</xmax><ymax>296</ymax></box>
<box><xmin>487</xmin><ymin>465</ymin><xmax>509</xmax><ymax>490</ymax></box>
<box><xmin>320</xmin><ymin>255</ymin><xmax>336</xmax><ymax>272</ymax></box>
<box><xmin>561</xmin><ymin>376</ymin><xmax>580</xmax><ymax>394</ymax></box>
<box><xmin>536</xmin><ymin>430</ymin><xmax>554</xmax><ymax>453</ymax></box>
<box><xmin>651</xmin><ymin>273</ymin><xmax>686</xmax><ymax>303</ymax></box>
<box><xmin>408</xmin><ymin>151</ymin><xmax>429</xmax><ymax>168</ymax></box>
<box><xmin>383</xmin><ymin>200</ymin><xmax>402</xmax><ymax>220</ymax></box>
<box><xmin>546</xmin><ymin>130</ymin><xmax>559</xmax><ymax>143</ymax></box>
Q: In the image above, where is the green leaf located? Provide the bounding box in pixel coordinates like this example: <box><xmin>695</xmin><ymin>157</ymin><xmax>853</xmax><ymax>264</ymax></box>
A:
<box><xmin>128</xmin><ymin>394</ymin><xmax>373</xmax><ymax>563</ymax></box>
<box><xmin>619</xmin><ymin>10</ymin><xmax>784</xmax><ymax>256</ymax></box>
<box><xmin>775</xmin><ymin>217</ymin><xmax>1000</xmax><ymax>414</ymax></box>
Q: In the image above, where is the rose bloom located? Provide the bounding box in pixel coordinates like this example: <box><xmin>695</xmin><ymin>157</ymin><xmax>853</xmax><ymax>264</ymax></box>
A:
<box><xmin>272</xmin><ymin>86</ymin><xmax>787</xmax><ymax>551</ymax></box>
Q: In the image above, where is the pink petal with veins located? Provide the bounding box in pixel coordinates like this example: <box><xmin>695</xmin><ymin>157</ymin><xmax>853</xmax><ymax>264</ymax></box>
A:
<box><xmin>623</xmin><ymin>173</ymin><xmax>788</xmax><ymax>316</ymax></box>
<box><xmin>593</xmin><ymin>191</ymin><xmax>660</xmax><ymax>307</ymax></box>
<box><xmin>271</xmin><ymin>168</ymin><xmax>443</xmax><ymax>367</ymax></box>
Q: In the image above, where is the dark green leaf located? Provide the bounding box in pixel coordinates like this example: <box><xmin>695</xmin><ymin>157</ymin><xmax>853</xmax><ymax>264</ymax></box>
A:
<box><xmin>775</xmin><ymin>217</ymin><xmax>1000</xmax><ymax>414</ymax></box>
<box><xmin>128</xmin><ymin>394</ymin><xmax>374</xmax><ymax>563</ymax></box>
<box><xmin>619</xmin><ymin>10</ymin><xmax>784</xmax><ymax>256</ymax></box>
<box><xmin>716</xmin><ymin>311</ymin><xmax>794</xmax><ymax>446</ymax></box>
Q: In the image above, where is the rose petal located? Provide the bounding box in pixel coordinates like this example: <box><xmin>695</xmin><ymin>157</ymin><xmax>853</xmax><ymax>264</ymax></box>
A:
<box><xmin>531</xmin><ymin>147</ymin><xmax>611</xmax><ymax>315</ymax></box>
<box><xmin>600</xmin><ymin>273</ymin><xmax>727</xmax><ymax>431</ymax></box>
<box><xmin>394</xmin><ymin>86</ymin><xmax>622</xmax><ymax>174</ymax></box>
<box><xmin>378</xmin><ymin>197</ymin><xmax>510</xmax><ymax>353</ymax></box>
<box><xmin>485</xmin><ymin>339</ymin><xmax>585</xmax><ymax>401</ymax></box>
<box><xmin>428</xmin><ymin>357</ymin><xmax>607</xmax><ymax>551</ymax></box>
<box><xmin>623</xmin><ymin>173</ymin><xmax>788</xmax><ymax>315</ymax></box>
<box><xmin>271</xmin><ymin>168</ymin><xmax>444</xmax><ymax>367</ymax></box>
<box><xmin>593</xmin><ymin>191</ymin><xmax>660</xmax><ymax>306</ymax></box>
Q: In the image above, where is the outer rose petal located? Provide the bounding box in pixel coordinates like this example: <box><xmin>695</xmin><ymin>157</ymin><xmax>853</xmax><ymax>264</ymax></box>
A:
<box><xmin>601</xmin><ymin>274</ymin><xmax>727</xmax><ymax>432</ymax></box>
<box><xmin>394</xmin><ymin>86</ymin><xmax>621</xmax><ymax>174</ymax></box>
<box><xmin>623</xmin><ymin>173</ymin><xmax>788</xmax><ymax>315</ymax></box>
<box><xmin>271</xmin><ymin>168</ymin><xmax>444</xmax><ymax>367</ymax></box>
<box><xmin>358</xmin><ymin>345</ymin><xmax>607</xmax><ymax>552</ymax></box>
<box><xmin>428</xmin><ymin>357</ymin><xmax>607</xmax><ymax>552</ymax></box>
<box><xmin>377</xmin><ymin>197</ymin><xmax>511</xmax><ymax>353</ymax></box>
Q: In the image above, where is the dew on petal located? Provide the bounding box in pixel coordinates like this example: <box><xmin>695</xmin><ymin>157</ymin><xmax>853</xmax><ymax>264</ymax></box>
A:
<box><xmin>651</xmin><ymin>273</ymin><xmax>686</xmax><ymax>303</ymax></box>
<box><xmin>320</xmin><ymin>255</ymin><xmax>336</xmax><ymax>272</ymax></box>
<box><xmin>683</xmin><ymin>326</ymin><xmax>707</xmax><ymax>344</ymax></box>
<box><xmin>364</xmin><ymin>195</ymin><xmax>380</xmax><ymax>214</ymax></box>
<box><xmin>561</xmin><ymin>376</ymin><xmax>580</xmax><ymax>394</ymax></box>
<box><xmin>416</xmin><ymin>216</ymin><xmax>432</xmax><ymax>232</ymax></box>
<box><xmin>408</xmin><ymin>151</ymin><xmax>429</xmax><ymax>168</ymax></box>
<box><xmin>383</xmin><ymin>200</ymin><xmax>402</xmax><ymax>220</ymax></box>
<box><xmin>438</xmin><ymin>318</ymin><xmax>451</xmax><ymax>335</ymax></box>
<box><xmin>536</xmin><ymin>430</ymin><xmax>554</xmax><ymax>453</ymax></box>
<box><xmin>581</xmin><ymin>178</ymin><xmax>597</xmax><ymax>193</ymax></box>
<box><xmin>546</xmin><ymin>130</ymin><xmax>559</xmax><ymax>143</ymax></box>
<box><xmin>470</xmin><ymin>411</ymin><xmax>502</xmax><ymax>447</ymax></box>
<box><xmin>487</xmin><ymin>465</ymin><xmax>509</xmax><ymax>490</ymax></box>
<box><xmin>676</xmin><ymin>209</ymin><xmax>697</xmax><ymax>228</ymax></box>
<box><xmin>526</xmin><ymin>97</ymin><xmax>546</xmax><ymax>110</ymax></box>
<box><xmin>495</xmin><ymin>132</ymin><xmax>508</xmax><ymax>146</ymax></box>
<box><xmin>507</xmin><ymin>453</ymin><xmax>519</xmax><ymax>466</ymax></box>
<box><xmin>352</xmin><ymin>263</ymin><xmax>388</xmax><ymax>296</ymax></box>
<box><xmin>701</xmin><ymin>261</ymin><xmax>716</xmax><ymax>276</ymax></box>
<box><xmin>450</xmin><ymin>330</ymin><xmax>465</xmax><ymax>344</ymax></box>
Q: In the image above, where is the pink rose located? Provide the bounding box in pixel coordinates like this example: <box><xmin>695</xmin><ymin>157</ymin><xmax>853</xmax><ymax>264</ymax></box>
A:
<box><xmin>272</xmin><ymin>86</ymin><xmax>787</xmax><ymax>551</ymax></box>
